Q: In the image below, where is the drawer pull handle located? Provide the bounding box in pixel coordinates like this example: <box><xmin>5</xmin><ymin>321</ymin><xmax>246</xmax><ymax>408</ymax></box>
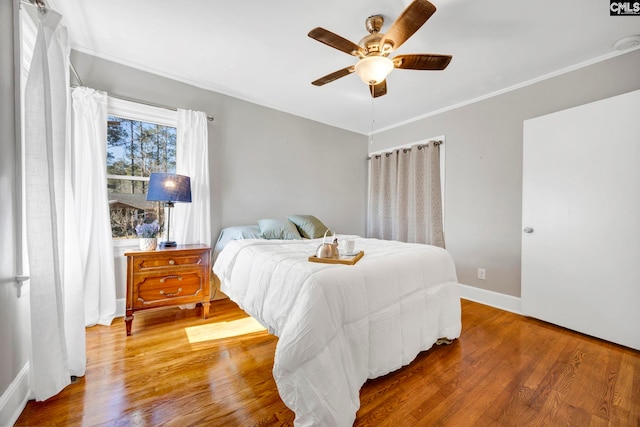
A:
<box><xmin>160</xmin><ymin>275</ymin><xmax>183</xmax><ymax>283</ymax></box>
<box><xmin>169</xmin><ymin>260</ymin><xmax>175</xmax><ymax>265</ymax></box>
<box><xmin>160</xmin><ymin>287</ymin><xmax>183</xmax><ymax>297</ymax></box>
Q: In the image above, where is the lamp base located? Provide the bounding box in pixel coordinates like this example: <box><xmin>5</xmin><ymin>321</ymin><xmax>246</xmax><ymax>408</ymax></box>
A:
<box><xmin>160</xmin><ymin>241</ymin><xmax>177</xmax><ymax>248</ymax></box>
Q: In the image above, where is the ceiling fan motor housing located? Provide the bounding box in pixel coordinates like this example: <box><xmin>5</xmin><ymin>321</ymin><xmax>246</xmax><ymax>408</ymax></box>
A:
<box><xmin>359</xmin><ymin>33</ymin><xmax>385</xmax><ymax>56</ymax></box>
<box><xmin>361</xmin><ymin>15</ymin><xmax>393</xmax><ymax>56</ymax></box>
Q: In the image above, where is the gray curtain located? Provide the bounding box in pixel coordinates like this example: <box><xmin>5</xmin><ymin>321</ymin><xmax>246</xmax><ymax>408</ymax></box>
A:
<box><xmin>367</xmin><ymin>142</ymin><xmax>444</xmax><ymax>247</ymax></box>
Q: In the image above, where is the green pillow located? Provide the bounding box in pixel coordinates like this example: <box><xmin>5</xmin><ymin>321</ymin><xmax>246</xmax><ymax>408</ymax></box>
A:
<box><xmin>288</xmin><ymin>214</ymin><xmax>329</xmax><ymax>239</ymax></box>
<box><xmin>258</xmin><ymin>219</ymin><xmax>302</xmax><ymax>240</ymax></box>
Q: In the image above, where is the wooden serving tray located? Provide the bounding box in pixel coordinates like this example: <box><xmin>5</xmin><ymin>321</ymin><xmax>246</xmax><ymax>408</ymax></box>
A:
<box><xmin>308</xmin><ymin>251</ymin><xmax>364</xmax><ymax>265</ymax></box>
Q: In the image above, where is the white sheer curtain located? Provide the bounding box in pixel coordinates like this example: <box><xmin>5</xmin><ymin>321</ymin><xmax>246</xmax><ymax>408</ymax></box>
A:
<box><xmin>367</xmin><ymin>142</ymin><xmax>444</xmax><ymax>247</ymax></box>
<box><xmin>174</xmin><ymin>109</ymin><xmax>211</xmax><ymax>247</ymax></box>
<box><xmin>23</xmin><ymin>8</ymin><xmax>86</xmax><ymax>401</ymax></box>
<box><xmin>71</xmin><ymin>86</ymin><xmax>116</xmax><ymax>326</ymax></box>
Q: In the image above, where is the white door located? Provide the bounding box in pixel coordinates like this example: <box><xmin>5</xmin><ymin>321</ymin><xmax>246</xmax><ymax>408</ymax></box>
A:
<box><xmin>522</xmin><ymin>89</ymin><xmax>640</xmax><ymax>351</ymax></box>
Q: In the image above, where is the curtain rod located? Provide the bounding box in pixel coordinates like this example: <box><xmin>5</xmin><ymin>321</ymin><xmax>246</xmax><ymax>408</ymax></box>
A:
<box><xmin>70</xmin><ymin>62</ymin><xmax>84</xmax><ymax>86</ymax></box>
<box><xmin>22</xmin><ymin>0</ymin><xmax>47</xmax><ymax>12</ymax></box>
<box><xmin>106</xmin><ymin>91</ymin><xmax>214</xmax><ymax>122</ymax></box>
<box><xmin>69</xmin><ymin>83</ymin><xmax>215</xmax><ymax>122</ymax></box>
<box><xmin>367</xmin><ymin>140</ymin><xmax>442</xmax><ymax>160</ymax></box>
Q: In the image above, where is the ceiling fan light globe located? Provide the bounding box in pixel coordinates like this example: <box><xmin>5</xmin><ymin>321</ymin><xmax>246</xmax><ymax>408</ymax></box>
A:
<box><xmin>354</xmin><ymin>56</ymin><xmax>394</xmax><ymax>85</ymax></box>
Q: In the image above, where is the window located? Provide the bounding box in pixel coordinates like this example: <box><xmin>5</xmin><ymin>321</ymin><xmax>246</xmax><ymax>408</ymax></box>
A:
<box><xmin>107</xmin><ymin>98</ymin><xmax>177</xmax><ymax>240</ymax></box>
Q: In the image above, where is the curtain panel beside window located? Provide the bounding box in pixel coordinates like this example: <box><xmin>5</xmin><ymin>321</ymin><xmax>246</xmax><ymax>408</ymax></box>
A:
<box><xmin>23</xmin><ymin>7</ymin><xmax>86</xmax><ymax>401</ymax></box>
<box><xmin>71</xmin><ymin>86</ymin><xmax>117</xmax><ymax>327</ymax></box>
<box><xmin>174</xmin><ymin>109</ymin><xmax>211</xmax><ymax>249</ymax></box>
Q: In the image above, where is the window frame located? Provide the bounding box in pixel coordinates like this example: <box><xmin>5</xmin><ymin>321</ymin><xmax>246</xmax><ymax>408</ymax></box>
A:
<box><xmin>107</xmin><ymin>98</ymin><xmax>177</xmax><ymax>247</ymax></box>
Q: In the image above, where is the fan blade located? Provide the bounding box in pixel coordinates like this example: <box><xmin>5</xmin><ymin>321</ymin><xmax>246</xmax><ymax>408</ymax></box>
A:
<box><xmin>308</xmin><ymin>27</ymin><xmax>365</xmax><ymax>57</ymax></box>
<box><xmin>369</xmin><ymin>80</ymin><xmax>387</xmax><ymax>98</ymax></box>
<box><xmin>393</xmin><ymin>54</ymin><xmax>452</xmax><ymax>70</ymax></box>
<box><xmin>312</xmin><ymin>66</ymin><xmax>355</xmax><ymax>86</ymax></box>
<box><xmin>382</xmin><ymin>0</ymin><xmax>436</xmax><ymax>51</ymax></box>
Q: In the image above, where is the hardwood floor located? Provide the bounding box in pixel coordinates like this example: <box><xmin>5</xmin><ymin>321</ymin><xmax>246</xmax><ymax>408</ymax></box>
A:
<box><xmin>16</xmin><ymin>299</ymin><xmax>640</xmax><ymax>426</ymax></box>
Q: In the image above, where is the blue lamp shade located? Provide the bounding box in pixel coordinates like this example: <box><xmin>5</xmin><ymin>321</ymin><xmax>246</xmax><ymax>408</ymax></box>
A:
<box><xmin>146</xmin><ymin>173</ymin><xmax>191</xmax><ymax>248</ymax></box>
<box><xmin>147</xmin><ymin>173</ymin><xmax>192</xmax><ymax>203</ymax></box>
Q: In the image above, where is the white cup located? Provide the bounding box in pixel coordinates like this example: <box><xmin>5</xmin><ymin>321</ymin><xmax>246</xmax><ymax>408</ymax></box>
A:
<box><xmin>341</xmin><ymin>238</ymin><xmax>356</xmax><ymax>254</ymax></box>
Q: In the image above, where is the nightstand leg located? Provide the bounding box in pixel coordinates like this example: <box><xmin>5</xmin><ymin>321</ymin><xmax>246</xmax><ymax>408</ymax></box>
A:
<box><xmin>202</xmin><ymin>300</ymin><xmax>210</xmax><ymax>319</ymax></box>
<box><xmin>125</xmin><ymin>309</ymin><xmax>134</xmax><ymax>336</ymax></box>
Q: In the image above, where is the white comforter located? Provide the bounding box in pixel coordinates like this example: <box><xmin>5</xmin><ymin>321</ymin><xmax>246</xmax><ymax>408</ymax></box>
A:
<box><xmin>213</xmin><ymin>237</ymin><xmax>461</xmax><ymax>426</ymax></box>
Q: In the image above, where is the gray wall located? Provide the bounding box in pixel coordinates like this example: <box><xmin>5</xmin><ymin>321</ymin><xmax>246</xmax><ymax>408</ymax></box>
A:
<box><xmin>213</xmin><ymin>96</ymin><xmax>367</xmax><ymax>231</ymax></box>
<box><xmin>371</xmin><ymin>50</ymin><xmax>640</xmax><ymax>297</ymax></box>
<box><xmin>1</xmin><ymin>0</ymin><xmax>31</xmax><ymax>424</ymax></box>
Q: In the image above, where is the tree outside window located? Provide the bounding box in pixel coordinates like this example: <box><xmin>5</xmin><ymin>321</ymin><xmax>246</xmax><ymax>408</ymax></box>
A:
<box><xmin>107</xmin><ymin>116</ymin><xmax>176</xmax><ymax>239</ymax></box>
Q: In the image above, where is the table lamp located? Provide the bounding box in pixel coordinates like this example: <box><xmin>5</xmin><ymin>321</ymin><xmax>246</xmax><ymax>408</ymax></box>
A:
<box><xmin>146</xmin><ymin>173</ymin><xmax>191</xmax><ymax>248</ymax></box>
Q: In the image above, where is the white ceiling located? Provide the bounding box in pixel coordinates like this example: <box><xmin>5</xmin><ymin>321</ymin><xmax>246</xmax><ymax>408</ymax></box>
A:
<box><xmin>47</xmin><ymin>0</ymin><xmax>639</xmax><ymax>135</ymax></box>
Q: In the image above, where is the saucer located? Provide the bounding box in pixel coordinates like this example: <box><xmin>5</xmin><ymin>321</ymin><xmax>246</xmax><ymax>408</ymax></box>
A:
<box><xmin>342</xmin><ymin>251</ymin><xmax>359</xmax><ymax>257</ymax></box>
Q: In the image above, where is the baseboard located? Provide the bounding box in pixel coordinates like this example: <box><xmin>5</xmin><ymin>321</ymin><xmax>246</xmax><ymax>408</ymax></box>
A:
<box><xmin>0</xmin><ymin>362</ymin><xmax>30</xmax><ymax>427</ymax></box>
<box><xmin>458</xmin><ymin>283</ymin><xmax>522</xmax><ymax>315</ymax></box>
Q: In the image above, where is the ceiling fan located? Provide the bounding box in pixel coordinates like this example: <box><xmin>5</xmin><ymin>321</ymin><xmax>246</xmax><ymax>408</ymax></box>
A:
<box><xmin>308</xmin><ymin>0</ymin><xmax>451</xmax><ymax>98</ymax></box>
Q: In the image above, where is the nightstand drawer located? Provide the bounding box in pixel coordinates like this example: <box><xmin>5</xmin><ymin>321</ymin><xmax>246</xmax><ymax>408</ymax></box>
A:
<box><xmin>135</xmin><ymin>254</ymin><xmax>205</xmax><ymax>270</ymax></box>
<box><xmin>133</xmin><ymin>271</ymin><xmax>205</xmax><ymax>307</ymax></box>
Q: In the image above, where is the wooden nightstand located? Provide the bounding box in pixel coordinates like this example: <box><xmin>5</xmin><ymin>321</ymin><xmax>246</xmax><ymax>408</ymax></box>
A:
<box><xmin>124</xmin><ymin>244</ymin><xmax>211</xmax><ymax>336</ymax></box>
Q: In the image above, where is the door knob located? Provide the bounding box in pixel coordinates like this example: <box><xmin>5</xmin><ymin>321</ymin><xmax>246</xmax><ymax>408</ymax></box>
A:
<box><xmin>523</xmin><ymin>227</ymin><xmax>534</xmax><ymax>233</ymax></box>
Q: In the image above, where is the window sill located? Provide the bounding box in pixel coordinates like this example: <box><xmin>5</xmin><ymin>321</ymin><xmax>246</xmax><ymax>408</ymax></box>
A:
<box><xmin>112</xmin><ymin>239</ymin><xmax>141</xmax><ymax>249</ymax></box>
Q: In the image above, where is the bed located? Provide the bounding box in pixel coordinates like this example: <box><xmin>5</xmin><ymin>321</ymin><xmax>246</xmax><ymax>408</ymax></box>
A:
<box><xmin>213</xmin><ymin>222</ymin><xmax>461</xmax><ymax>426</ymax></box>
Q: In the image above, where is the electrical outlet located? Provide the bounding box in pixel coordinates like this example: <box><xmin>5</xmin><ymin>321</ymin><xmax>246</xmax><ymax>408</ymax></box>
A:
<box><xmin>478</xmin><ymin>268</ymin><xmax>486</xmax><ymax>280</ymax></box>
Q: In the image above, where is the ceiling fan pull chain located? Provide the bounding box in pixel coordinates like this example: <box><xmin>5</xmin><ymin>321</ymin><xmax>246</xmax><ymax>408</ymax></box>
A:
<box><xmin>370</xmin><ymin>97</ymin><xmax>375</xmax><ymax>145</ymax></box>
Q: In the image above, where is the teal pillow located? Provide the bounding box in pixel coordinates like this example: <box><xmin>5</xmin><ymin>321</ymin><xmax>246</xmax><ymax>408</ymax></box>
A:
<box><xmin>258</xmin><ymin>219</ymin><xmax>302</xmax><ymax>240</ymax></box>
<box><xmin>288</xmin><ymin>214</ymin><xmax>329</xmax><ymax>239</ymax></box>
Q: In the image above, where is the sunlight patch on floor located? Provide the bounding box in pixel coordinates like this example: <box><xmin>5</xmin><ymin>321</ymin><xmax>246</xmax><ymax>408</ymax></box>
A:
<box><xmin>184</xmin><ymin>317</ymin><xmax>267</xmax><ymax>343</ymax></box>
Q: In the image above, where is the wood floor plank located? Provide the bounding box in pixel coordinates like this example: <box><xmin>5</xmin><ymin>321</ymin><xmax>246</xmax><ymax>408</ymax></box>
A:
<box><xmin>15</xmin><ymin>299</ymin><xmax>640</xmax><ymax>426</ymax></box>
